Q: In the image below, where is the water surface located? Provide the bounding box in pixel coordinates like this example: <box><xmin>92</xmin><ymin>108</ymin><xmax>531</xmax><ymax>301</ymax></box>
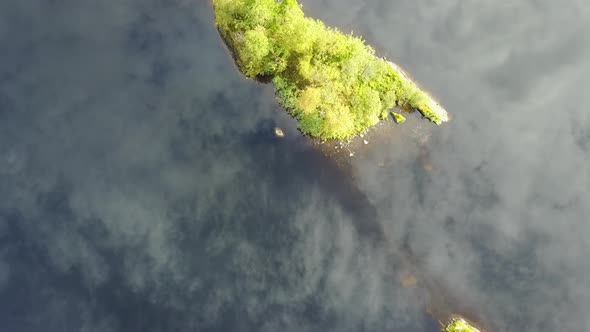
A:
<box><xmin>1</xmin><ymin>0</ymin><xmax>589</xmax><ymax>331</ymax></box>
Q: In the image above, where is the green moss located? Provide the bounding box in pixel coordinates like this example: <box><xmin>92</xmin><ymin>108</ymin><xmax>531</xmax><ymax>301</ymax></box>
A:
<box><xmin>213</xmin><ymin>0</ymin><xmax>448</xmax><ymax>139</ymax></box>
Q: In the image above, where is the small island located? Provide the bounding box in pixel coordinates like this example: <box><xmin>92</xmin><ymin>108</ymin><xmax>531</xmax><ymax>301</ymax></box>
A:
<box><xmin>212</xmin><ymin>0</ymin><xmax>448</xmax><ymax>139</ymax></box>
<box><xmin>444</xmin><ymin>316</ymin><xmax>482</xmax><ymax>332</ymax></box>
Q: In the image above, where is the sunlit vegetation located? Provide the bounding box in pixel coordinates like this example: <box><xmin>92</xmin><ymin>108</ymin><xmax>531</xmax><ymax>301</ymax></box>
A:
<box><xmin>391</xmin><ymin>112</ymin><xmax>406</xmax><ymax>124</ymax></box>
<box><xmin>443</xmin><ymin>317</ymin><xmax>481</xmax><ymax>332</ymax></box>
<box><xmin>213</xmin><ymin>0</ymin><xmax>448</xmax><ymax>139</ymax></box>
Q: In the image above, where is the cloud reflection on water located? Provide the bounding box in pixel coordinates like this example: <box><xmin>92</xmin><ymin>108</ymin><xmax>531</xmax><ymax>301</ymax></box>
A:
<box><xmin>0</xmin><ymin>0</ymin><xmax>589</xmax><ymax>331</ymax></box>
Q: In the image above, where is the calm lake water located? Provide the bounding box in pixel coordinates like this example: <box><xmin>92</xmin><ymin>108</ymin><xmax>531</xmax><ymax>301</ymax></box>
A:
<box><xmin>1</xmin><ymin>0</ymin><xmax>589</xmax><ymax>331</ymax></box>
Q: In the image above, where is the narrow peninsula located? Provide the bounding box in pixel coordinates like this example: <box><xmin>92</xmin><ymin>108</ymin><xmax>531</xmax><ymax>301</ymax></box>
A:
<box><xmin>212</xmin><ymin>0</ymin><xmax>449</xmax><ymax>139</ymax></box>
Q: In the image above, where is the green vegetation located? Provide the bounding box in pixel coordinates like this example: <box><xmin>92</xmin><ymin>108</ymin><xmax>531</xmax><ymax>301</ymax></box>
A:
<box><xmin>391</xmin><ymin>112</ymin><xmax>406</xmax><ymax>124</ymax></box>
<box><xmin>213</xmin><ymin>0</ymin><xmax>448</xmax><ymax>139</ymax></box>
<box><xmin>443</xmin><ymin>317</ymin><xmax>481</xmax><ymax>332</ymax></box>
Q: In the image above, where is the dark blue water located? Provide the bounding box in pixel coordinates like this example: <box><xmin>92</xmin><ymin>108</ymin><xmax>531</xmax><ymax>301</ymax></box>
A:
<box><xmin>1</xmin><ymin>1</ymin><xmax>589</xmax><ymax>331</ymax></box>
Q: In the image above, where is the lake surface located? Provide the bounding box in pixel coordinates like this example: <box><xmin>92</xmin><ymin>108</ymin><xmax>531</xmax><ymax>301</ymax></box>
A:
<box><xmin>1</xmin><ymin>0</ymin><xmax>589</xmax><ymax>331</ymax></box>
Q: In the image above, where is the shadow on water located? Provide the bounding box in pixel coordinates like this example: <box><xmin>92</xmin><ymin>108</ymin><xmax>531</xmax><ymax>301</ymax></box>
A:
<box><xmin>245</xmin><ymin>117</ymin><xmax>495</xmax><ymax>332</ymax></box>
<box><xmin>243</xmin><ymin>119</ymin><xmax>385</xmax><ymax>245</ymax></box>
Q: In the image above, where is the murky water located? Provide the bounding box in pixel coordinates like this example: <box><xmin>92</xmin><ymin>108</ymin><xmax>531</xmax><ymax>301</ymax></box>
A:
<box><xmin>1</xmin><ymin>0</ymin><xmax>589</xmax><ymax>331</ymax></box>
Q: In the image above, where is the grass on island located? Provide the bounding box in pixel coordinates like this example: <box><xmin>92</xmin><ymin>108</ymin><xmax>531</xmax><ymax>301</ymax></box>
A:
<box><xmin>213</xmin><ymin>0</ymin><xmax>447</xmax><ymax>139</ymax></box>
